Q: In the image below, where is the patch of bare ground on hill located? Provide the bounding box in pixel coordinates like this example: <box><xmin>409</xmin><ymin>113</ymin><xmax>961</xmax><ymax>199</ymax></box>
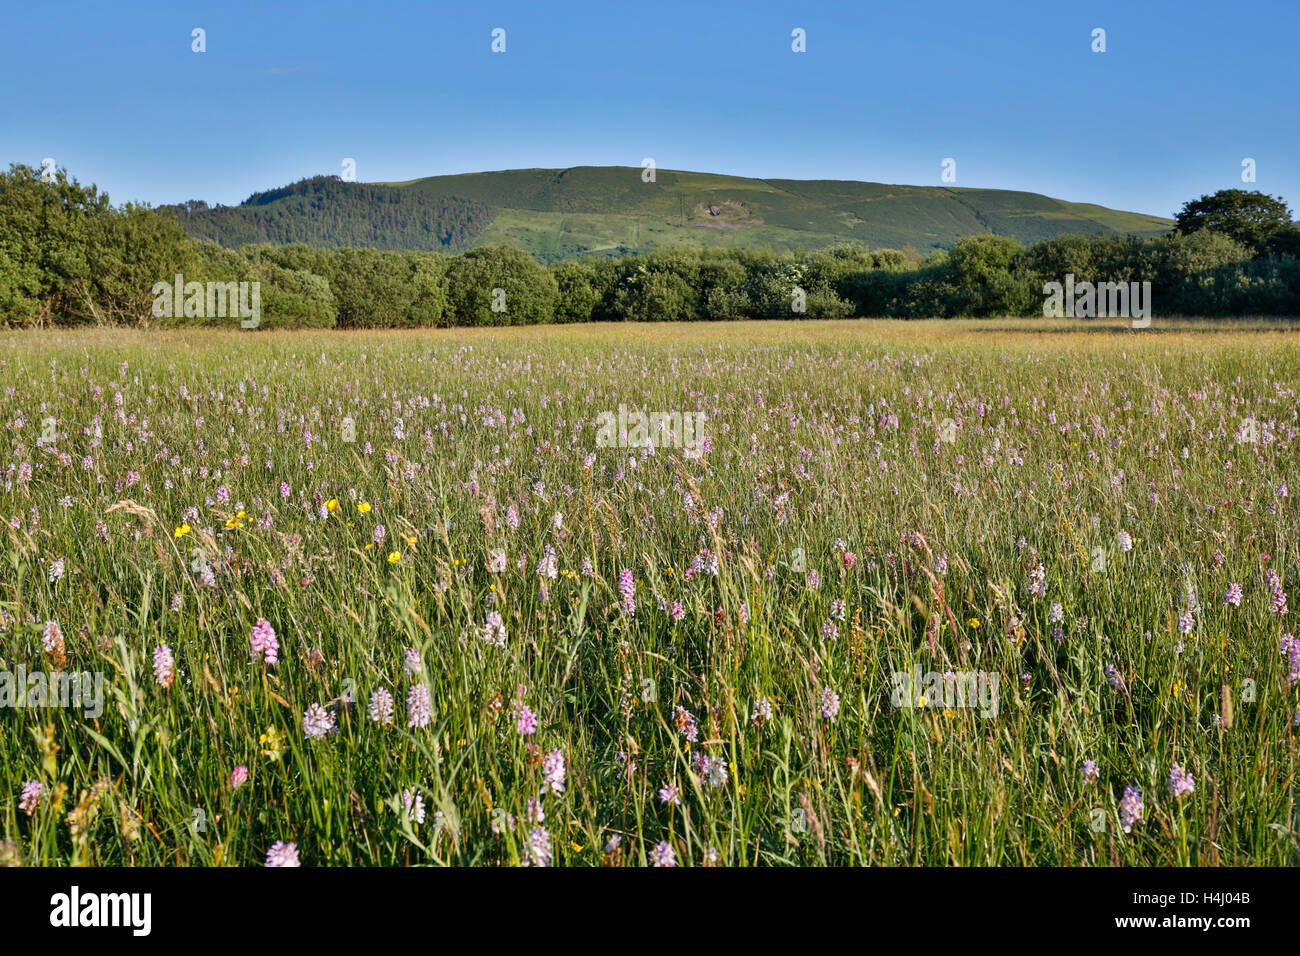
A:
<box><xmin>692</xmin><ymin>200</ymin><xmax>762</xmax><ymax>229</ymax></box>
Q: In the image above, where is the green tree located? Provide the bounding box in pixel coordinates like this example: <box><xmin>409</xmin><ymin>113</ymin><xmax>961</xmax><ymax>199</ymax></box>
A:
<box><xmin>697</xmin><ymin>255</ymin><xmax>749</xmax><ymax>319</ymax></box>
<box><xmin>1173</xmin><ymin>189</ymin><xmax>1294</xmax><ymax>253</ymax></box>
<box><xmin>404</xmin><ymin>251</ymin><xmax>450</xmax><ymax>327</ymax></box>
<box><xmin>0</xmin><ymin>162</ymin><xmax>191</xmax><ymax>326</ymax></box>
<box><xmin>613</xmin><ymin>263</ymin><xmax>695</xmax><ymax>321</ymax></box>
<box><xmin>552</xmin><ymin>260</ymin><xmax>604</xmax><ymax>322</ymax></box>
<box><xmin>86</xmin><ymin>202</ymin><xmax>195</xmax><ymax>324</ymax></box>
<box><xmin>255</xmin><ymin>263</ymin><xmax>337</xmax><ymax>328</ymax></box>
<box><xmin>945</xmin><ymin>235</ymin><xmax>1035</xmax><ymax>316</ymax></box>
<box><xmin>1266</xmin><ymin>223</ymin><xmax>1300</xmax><ymax>259</ymax></box>
<box><xmin>445</xmin><ymin>245</ymin><xmax>558</xmax><ymax>326</ymax></box>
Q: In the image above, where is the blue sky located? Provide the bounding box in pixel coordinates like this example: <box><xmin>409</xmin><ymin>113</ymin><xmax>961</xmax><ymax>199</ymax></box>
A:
<box><xmin>3</xmin><ymin>0</ymin><xmax>1296</xmax><ymax>219</ymax></box>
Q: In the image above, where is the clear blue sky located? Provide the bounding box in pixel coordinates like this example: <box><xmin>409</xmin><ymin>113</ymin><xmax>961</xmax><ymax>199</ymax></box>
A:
<box><xmin>3</xmin><ymin>0</ymin><xmax>1296</xmax><ymax>219</ymax></box>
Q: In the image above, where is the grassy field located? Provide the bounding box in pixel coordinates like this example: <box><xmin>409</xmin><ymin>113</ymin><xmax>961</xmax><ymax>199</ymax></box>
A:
<box><xmin>0</xmin><ymin>319</ymin><xmax>1297</xmax><ymax>867</ymax></box>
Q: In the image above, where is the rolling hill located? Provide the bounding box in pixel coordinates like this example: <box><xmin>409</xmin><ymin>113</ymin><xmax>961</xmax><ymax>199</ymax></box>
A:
<box><xmin>163</xmin><ymin>166</ymin><xmax>1174</xmax><ymax>263</ymax></box>
<box><xmin>159</xmin><ymin>179</ymin><xmax>496</xmax><ymax>252</ymax></box>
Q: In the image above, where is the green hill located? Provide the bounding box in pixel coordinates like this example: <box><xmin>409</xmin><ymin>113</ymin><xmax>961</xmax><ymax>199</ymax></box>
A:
<box><xmin>165</xmin><ymin>166</ymin><xmax>1173</xmax><ymax>263</ymax></box>
<box><xmin>159</xmin><ymin>178</ymin><xmax>496</xmax><ymax>252</ymax></box>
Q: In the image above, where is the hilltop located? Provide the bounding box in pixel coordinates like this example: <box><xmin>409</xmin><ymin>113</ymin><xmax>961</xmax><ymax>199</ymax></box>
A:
<box><xmin>162</xmin><ymin>166</ymin><xmax>1174</xmax><ymax>262</ymax></box>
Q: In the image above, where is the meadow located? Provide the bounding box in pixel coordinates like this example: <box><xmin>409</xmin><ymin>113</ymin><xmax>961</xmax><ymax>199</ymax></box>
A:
<box><xmin>1</xmin><ymin>319</ymin><xmax>1297</xmax><ymax>867</ymax></box>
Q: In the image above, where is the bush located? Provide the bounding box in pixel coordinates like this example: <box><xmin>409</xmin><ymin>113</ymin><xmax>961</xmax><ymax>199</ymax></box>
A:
<box><xmin>945</xmin><ymin>235</ymin><xmax>1036</xmax><ymax>316</ymax></box>
<box><xmin>168</xmin><ymin>243</ymin><xmax>336</xmax><ymax>329</ymax></box>
<box><xmin>90</xmin><ymin>203</ymin><xmax>196</xmax><ymax>325</ymax></box>
<box><xmin>446</xmin><ymin>245</ymin><xmax>558</xmax><ymax>325</ymax></box>
<box><xmin>319</xmin><ymin>248</ymin><xmax>405</xmax><ymax>328</ymax></box>
<box><xmin>733</xmin><ymin>257</ymin><xmax>850</xmax><ymax>319</ymax></box>
<box><xmin>552</xmin><ymin>260</ymin><xmax>605</xmax><ymax>322</ymax></box>
<box><xmin>254</xmin><ymin>263</ymin><xmax>337</xmax><ymax>328</ymax></box>
<box><xmin>696</xmin><ymin>255</ymin><xmax>749</xmax><ymax>320</ymax></box>
<box><xmin>612</xmin><ymin>264</ymin><xmax>696</xmax><ymax>321</ymax></box>
<box><xmin>404</xmin><ymin>251</ymin><xmax>450</xmax><ymax>327</ymax></box>
<box><xmin>1152</xmin><ymin>230</ymin><xmax>1251</xmax><ymax>282</ymax></box>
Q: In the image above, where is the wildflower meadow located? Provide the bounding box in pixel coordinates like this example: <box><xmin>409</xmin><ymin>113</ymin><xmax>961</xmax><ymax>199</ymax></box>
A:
<box><xmin>1</xmin><ymin>319</ymin><xmax>1297</xmax><ymax>867</ymax></box>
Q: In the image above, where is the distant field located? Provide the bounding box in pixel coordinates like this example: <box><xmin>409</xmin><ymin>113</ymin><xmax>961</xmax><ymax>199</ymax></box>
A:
<box><xmin>1</xmin><ymin>321</ymin><xmax>1297</xmax><ymax>866</ymax></box>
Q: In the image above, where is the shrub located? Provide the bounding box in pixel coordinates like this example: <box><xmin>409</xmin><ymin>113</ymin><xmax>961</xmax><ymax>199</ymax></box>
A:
<box><xmin>552</xmin><ymin>260</ymin><xmax>605</xmax><ymax>322</ymax></box>
<box><xmin>446</xmin><ymin>245</ymin><xmax>558</xmax><ymax>325</ymax></box>
<box><xmin>612</xmin><ymin>264</ymin><xmax>696</xmax><ymax>321</ymax></box>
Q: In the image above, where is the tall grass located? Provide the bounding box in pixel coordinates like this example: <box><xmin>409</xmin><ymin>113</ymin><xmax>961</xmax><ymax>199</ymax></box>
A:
<box><xmin>0</xmin><ymin>320</ymin><xmax>1296</xmax><ymax>866</ymax></box>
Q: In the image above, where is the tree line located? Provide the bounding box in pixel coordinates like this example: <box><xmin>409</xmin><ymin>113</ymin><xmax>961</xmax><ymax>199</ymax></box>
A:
<box><xmin>157</xmin><ymin>176</ymin><xmax>495</xmax><ymax>253</ymax></box>
<box><xmin>2</xmin><ymin>163</ymin><xmax>1296</xmax><ymax>328</ymax></box>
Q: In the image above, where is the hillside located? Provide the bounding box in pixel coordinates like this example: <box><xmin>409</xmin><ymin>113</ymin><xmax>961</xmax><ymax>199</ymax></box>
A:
<box><xmin>164</xmin><ymin>166</ymin><xmax>1174</xmax><ymax>263</ymax></box>
<box><xmin>159</xmin><ymin>178</ymin><xmax>496</xmax><ymax>252</ymax></box>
